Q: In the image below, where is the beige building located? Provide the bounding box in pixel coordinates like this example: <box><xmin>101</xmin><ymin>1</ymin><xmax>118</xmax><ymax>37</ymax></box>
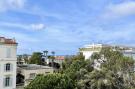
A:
<box><xmin>17</xmin><ymin>64</ymin><xmax>54</xmax><ymax>86</ymax></box>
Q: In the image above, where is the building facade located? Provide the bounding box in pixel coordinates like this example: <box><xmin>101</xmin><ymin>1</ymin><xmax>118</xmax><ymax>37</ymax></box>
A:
<box><xmin>17</xmin><ymin>64</ymin><xmax>54</xmax><ymax>86</ymax></box>
<box><xmin>0</xmin><ymin>37</ymin><xmax>17</xmax><ymax>89</ymax></box>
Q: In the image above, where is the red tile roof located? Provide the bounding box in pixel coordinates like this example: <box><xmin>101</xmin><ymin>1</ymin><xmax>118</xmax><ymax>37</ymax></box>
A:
<box><xmin>55</xmin><ymin>56</ymin><xmax>65</xmax><ymax>60</ymax></box>
<box><xmin>0</xmin><ymin>37</ymin><xmax>17</xmax><ymax>44</ymax></box>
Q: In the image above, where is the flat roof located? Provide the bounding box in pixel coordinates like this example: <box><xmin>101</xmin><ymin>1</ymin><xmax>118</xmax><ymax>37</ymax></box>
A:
<box><xmin>18</xmin><ymin>64</ymin><xmax>53</xmax><ymax>70</ymax></box>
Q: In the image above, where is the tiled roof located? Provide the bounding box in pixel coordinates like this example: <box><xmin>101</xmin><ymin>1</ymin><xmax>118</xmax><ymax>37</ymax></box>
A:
<box><xmin>55</xmin><ymin>56</ymin><xmax>65</xmax><ymax>60</ymax></box>
<box><xmin>0</xmin><ymin>37</ymin><xmax>17</xmax><ymax>44</ymax></box>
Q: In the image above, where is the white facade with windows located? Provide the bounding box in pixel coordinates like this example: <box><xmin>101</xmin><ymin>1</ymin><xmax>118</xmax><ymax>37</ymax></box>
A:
<box><xmin>0</xmin><ymin>37</ymin><xmax>17</xmax><ymax>89</ymax></box>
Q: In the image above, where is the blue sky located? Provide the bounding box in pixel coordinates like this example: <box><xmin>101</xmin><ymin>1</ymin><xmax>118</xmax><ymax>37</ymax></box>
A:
<box><xmin>1</xmin><ymin>0</ymin><xmax>135</xmax><ymax>55</ymax></box>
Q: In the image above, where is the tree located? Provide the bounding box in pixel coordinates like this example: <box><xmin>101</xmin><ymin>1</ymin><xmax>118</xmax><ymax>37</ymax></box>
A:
<box><xmin>90</xmin><ymin>47</ymin><xmax>135</xmax><ymax>89</ymax></box>
<box><xmin>77</xmin><ymin>68</ymin><xmax>125</xmax><ymax>89</ymax></box>
<box><xmin>91</xmin><ymin>52</ymin><xmax>101</xmax><ymax>60</ymax></box>
<box><xmin>25</xmin><ymin>73</ymin><xmax>75</xmax><ymax>89</ymax></box>
<box><xmin>62</xmin><ymin>53</ymin><xmax>85</xmax><ymax>70</ymax></box>
<box><xmin>29</xmin><ymin>52</ymin><xmax>42</xmax><ymax>65</ymax></box>
<box><xmin>100</xmin><ymin>47</ymin><xmax>134</xmax><ymax>73</ymax></box>
<box><xmin>25</xmin><ymin>47</ymin><xmax>135</xmax><ymax>89</ymax></box>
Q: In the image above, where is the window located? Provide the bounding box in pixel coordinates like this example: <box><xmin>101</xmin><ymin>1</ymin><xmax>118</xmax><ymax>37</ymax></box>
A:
<box><xmin>6</xmin><ymin>48</ymin><xmax>11</xmax><ymax>58</ymax></box>
<box><xmin>4</xmin><ymin>76</ymin><xmax>12</xmax><ymax>87</ymax></box>
<box><xmin>5</xmin><ymin>63</ymin><xmax>12</xmax><ymax>71</ymax></box>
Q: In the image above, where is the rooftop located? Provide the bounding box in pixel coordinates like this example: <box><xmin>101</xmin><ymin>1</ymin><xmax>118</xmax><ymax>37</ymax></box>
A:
<box><xmin>80</xmin><ymin>43</ymin><xmax>135</xmax><ymax>52</ymax></box>
<box><xmin>55</xmin><ymin>56</ymin><xmax>65</xmax><ymax>60</ymax></box>
<box><xmin>18</xmin><ymin>64</ymin><xmax>53</xmax><ymax>70</ymax></box>
<box><xmin>0</xmin><ymin>37</ymin><xmax>17</xmax><ymax>44</ymax></box>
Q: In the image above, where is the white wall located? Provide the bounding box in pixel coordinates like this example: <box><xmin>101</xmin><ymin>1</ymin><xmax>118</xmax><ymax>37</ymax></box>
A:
<box><xmin>0</xmin><ymin>44</ymin><xmax>17</xmax><ymax>89</ymax></box>
<box><xmin>81</xmin><ymin>51</ymin><xmax>99</xmax><ymax>60</ymax></box>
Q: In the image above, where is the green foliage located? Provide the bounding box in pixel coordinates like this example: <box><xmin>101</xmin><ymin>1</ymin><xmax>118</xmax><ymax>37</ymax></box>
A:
<box><xmin>100</xmin><ymin>48</ymin><xmax>134</xmax><ymax>73</ymax></box>
<box><xmin>91</xmin><ymin>52</ymin><xmax>100</xmax><ymax>60</ymax></box>
<box><xmin>63</xmin><ymin>60</ymin><xmax>87</xmax><ymax>80</ymax></box>
<box><xmin>25</xmin><ymin>73</ymin><xmax>75</xmax><ymax>89</ymax></box>
<box><xmin>29</xmin><ymin>52</ymin><xmax>42</xmax><ymax>64</ymax></box>
<box><xmin>25</xmin><ymin>47</ymin><xmax>135</xmax><ymax>89</ymax></box>
<box><xmin>72</xmin><ymin>53</ymin><xmax>85</xmax><ymax>61</ymax></box>
<box><xmin>77</xmin><ymin>68</ymin><xmax>125</xmax><ymax>89</ymax></box>
<box><xmin>62</xmin><ymin>53</ymin><xmax>85</xmax><ymax>70</ymax></box>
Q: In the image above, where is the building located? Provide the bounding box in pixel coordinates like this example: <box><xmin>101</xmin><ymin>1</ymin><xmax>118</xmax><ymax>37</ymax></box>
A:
<box><xmin>17</xmin><ymin>55</ymin><xmax>31</xmax><ymax>65</ymax></box>
<box><xmin>79</xmin><ymin>43</ymin><xmax>135</xmax><ymax>70</ymax></box>
<box><xmin>79</xmin><ymin>44</ymin><xmax>110</xmax><ymax>60</ymax></box>
<box><xmin>17</xmin><ymin>64</ymin><xmax>54</xmax><ymax>86</ymax></box>
<box><xmin>79</xmin><ymin>43</ymin><xmax>135</xmax><ymax>60</ymax></box>
<box><xmin>45</xmin><ymin>56</ymin><xmax>65</xmax><ymax>64</ymax></box>
<box><xmin>0</xmin><ymin>37</ymin><xmax>17</xmax><ymax>89</ymax></box>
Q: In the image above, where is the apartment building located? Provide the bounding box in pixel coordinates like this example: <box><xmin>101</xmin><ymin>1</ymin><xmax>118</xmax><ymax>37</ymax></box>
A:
<box><xmin>0</xmin><ymin>37</ymin><xmax>17</xmax><ymax>89</ymax></box>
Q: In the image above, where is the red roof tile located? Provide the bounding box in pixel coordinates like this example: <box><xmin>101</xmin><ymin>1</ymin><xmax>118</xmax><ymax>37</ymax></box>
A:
<box><xmin>55</xmin><ymin>56</ymin><xmax>65</xmax><ymax>60</ymax></box>
<box><xmin>0</xmin><ymin>37</ymin><xmax>17</xmax><ymax>44</ymax></box>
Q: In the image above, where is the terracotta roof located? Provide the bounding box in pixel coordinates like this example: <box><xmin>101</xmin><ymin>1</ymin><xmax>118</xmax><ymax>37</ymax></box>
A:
<box><xmin>0</xmin><ymin>37</ymin><xmax>17</xmax><ymax>44</ymax></box>
<box><xmin>55</xmin><ymin>56</ymin><xmax>65</xmax><ymax>60</ymax></box>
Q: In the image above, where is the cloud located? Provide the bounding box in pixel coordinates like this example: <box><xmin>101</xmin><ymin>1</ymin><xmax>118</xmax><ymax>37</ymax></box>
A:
<box><xmin>103</xmin><ymin>1</ymin><xmax>135</xmax><ymax>19</ymax></box>
<box><xmin>30</xmin><ymin>23</ymin><xmax>45</xmax><ymax>30</ymax></box>
<box><xmin>0</xmin><ymin>0</ymin><xmax>26</xmax><ymax>12</ymax></box>
<box><xmin>0</xmin><ymin>22</ymin><xmax>45</xmax><ymax>31</ymax></box>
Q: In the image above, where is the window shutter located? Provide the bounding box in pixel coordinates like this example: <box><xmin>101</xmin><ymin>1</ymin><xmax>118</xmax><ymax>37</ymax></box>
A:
<box><xmin>11</xmin><ymin>64</ymin><xmax>13</xmax><ymax>71</ymax></box>
<box><xmin>10</xmin><ymin>77</ymin><xmax>12</xmax><ymax>86</ymax></box>
<box><xmin>3</xmin><ymin>78</ymin><xmax>5</xmax><ymax>87</ymax></box>
<box><xmin>4</xmin><ymin>64</ymin><xmax>6</xmax><ymax>72</ymax></box>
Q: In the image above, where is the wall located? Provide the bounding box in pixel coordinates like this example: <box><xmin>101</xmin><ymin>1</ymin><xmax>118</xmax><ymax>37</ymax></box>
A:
<box><xmin>0</xmin><ymin>44</ymin><xmax>17</xmax><ymax>89</ymax></box>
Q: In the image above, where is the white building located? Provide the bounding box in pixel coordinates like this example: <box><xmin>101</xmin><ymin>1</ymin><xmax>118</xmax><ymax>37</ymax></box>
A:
<box><xmin>79</xmin><ymin>44</ymin><xmax>110</xmax><ymax>60</ymax></box>
<box><xmin>0</xmin><ymin>37</ymin><xmax>17</xmax><ymax>89</ymax></box>
<box><xmin>79</xmin><ymin>43</ymin><xmax>135</xmax><ymax>60</ymax></box>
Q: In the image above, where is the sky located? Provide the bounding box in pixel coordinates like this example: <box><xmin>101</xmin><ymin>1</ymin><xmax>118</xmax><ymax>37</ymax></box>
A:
<box><xmin>0</xmin><ymin>0</ymin><xmax>135</xmax><ymax>55</ymax></box>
